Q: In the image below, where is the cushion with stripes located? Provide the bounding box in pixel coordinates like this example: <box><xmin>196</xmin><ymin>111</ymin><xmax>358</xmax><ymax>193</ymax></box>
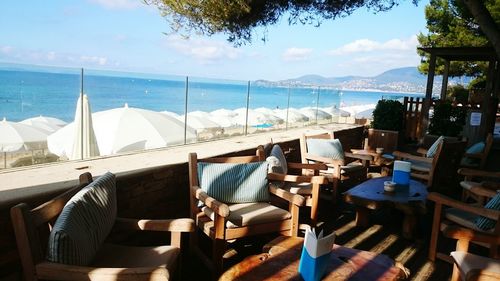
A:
<box><xmin>46</xmin><ymin>172</ymin><xmax>117</xmax><ymax>265</ymax></box>
<box><xmin>306</xmin><ymin>138</ymin><xmax>344</xmax><ymax>160</ymax></box>
<box><xmin>475</xmin><ymin>192</ymin><xmax>500</xmax><ymax>231</ymax></box>
<box><xmin>266</xmin><ymin>144</ymin><xmax>288</xmax><ymax>175</ymax></box>
<box><xmin>426</xmin><ymin>136</ymin><xmax>444</xmax><ymax>158</ymax></box>
<box><xmin>197</xmin><ymin>161</ymin><xmax>269</xmax><ymax>204</ymax></box>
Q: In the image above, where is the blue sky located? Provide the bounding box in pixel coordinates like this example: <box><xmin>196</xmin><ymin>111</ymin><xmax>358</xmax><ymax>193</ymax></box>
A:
<box><xmin>0</xmin><ymin>0</ymin><xmax>429</xmax><ymax>81</ymax></box>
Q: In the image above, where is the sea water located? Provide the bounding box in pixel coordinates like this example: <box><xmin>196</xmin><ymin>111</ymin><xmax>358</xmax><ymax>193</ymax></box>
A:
<box><xmin>0</xmin><ymin>69</ymin><xmax>422</xmax><ymax>122</ymax></box>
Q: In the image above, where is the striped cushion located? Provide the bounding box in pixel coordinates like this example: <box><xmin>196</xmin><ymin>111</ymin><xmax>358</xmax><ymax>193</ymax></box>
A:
<box><xmin>475</xmin><ymin>192</ymin><xmax>500</xmax><ymax>231</ymax></box>
<box><xmin>266</xmin><ymin>145</ymin><xmax>288</xmax><ymax>174</ymax></box>
<box><xmin>46</xmin><ymin>172</ymin><xmax>117</xmax><ymax>265</ymax></box>
<box><xmin>426</xmin><ymin>136</ymin><xmax>444</xmax><ymax>157</ymax></box>
<box><xmin>307</xmin><ymin>139</ymin><xmax>344</xmax><ymax>160</ymax></box>
<box><xmin>197</xmin><ymin>162</ymin><xmax>269</xmax><ymax>204</ymax></box>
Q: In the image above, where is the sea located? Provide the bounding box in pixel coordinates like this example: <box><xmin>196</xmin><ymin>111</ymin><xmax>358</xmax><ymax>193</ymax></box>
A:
<box><xmin>0</xmin><ymin>68</ymin><xmax>424</xmax><ymax>122</ymax></box>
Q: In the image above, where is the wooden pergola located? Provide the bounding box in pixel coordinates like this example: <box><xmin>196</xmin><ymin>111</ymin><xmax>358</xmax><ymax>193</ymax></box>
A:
<box><xmin>418</xmin><ymin>46</ymin><xmax>500</xmax><ymax>143</ymax></box>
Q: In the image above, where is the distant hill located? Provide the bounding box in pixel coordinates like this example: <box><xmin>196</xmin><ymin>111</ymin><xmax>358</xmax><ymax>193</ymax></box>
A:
<box><xmin>255</xmin><ymin>67</ymin><xmax>435</xmax><ymax>93</ymax></box>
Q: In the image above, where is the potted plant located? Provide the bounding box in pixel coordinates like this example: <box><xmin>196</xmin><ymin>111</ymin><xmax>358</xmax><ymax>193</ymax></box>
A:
<box><xmin>368</xmin><ymin>99</ymin><xmax>404</xmax><ymax>152</ymax></box>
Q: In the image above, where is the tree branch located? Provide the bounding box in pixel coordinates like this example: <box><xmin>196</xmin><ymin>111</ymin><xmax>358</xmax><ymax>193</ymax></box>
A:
<box><xmin>462</xmin><ymin>0</ymin><xmax>500</xmax><ymax>58</ymax></box>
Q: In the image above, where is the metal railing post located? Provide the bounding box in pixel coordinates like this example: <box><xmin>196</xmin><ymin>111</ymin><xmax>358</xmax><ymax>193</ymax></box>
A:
<box><xmin>80</xmin><ymin>68</ymin><xmax>84</xmax><ymax>160</ymax></box>
<box><xmin>184</xmin><ymin>76</ymin><xmax>189</xmax><ymax>145</ymax></box>
<box><xmin>244</xmin><ymin>81</ymin><xmax>250</xmax><ymax>135</ymax></box>
<box><xmin>315</xmin><ymin>86</ymin><xmax>320</xmax><ymax>124</ymax></box>
<box><xmin>286</xmin><ymin>86</ymin><xmax>291</xmax><ymax>130</ymax></box>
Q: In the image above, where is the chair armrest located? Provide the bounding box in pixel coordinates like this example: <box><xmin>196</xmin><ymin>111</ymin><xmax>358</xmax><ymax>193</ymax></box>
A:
<box><xmin>417</xmin><ymin>147</ymin><xmax>428</xmax><ymax>155</ymax></box>
<box><xmin>468</xmin><ymin>186</ymin><xmax>498</xmax><ymax>199</ymax></box>
<box><xmin>287</xmin><ymin>162</ymin><xmax>328</xmax><ymax>171</ymax></box>
<box><xmin>303</xmin><ymin>153</ymin><xmax>343</xmax><ymax>166</ymax></box>
<box><xmin>268</xmin><ymin>184</ymin><xmax>305</xmax><ymax>206</ymax></box>
<box><xmin>114</xmin><ymin>217</ymin><xmax>195</xmax><ymax>233</ymax></box>
<box><xmin>458</xmin><ymin>168</ymin><xmax>500</xmax><ymax>178</ymax></box>
<box><xmin>267</xmin><ymin>173</ymin><xmax>328</xmax><ymax>185</ymax></box>
<box><xmin>344</xmin><ymin>152</ymin><xmax>373</xmax><ymax>161</ymax></box>
<box><xmin>428</xmin><ymin>192</ymin><xmax>500</xmax><ymax>220</ymax></box>
<box><xmin>36</xmin><ymin>262</ymin><xmax>169</xmax><ymax>280</ymax></box>
<box><xmin>393</xmin><ymin>151</ymin><xmax>433</xmax><ymax>163</ymax></box>
<box><xmin>442</xmin><ymin>225</ymin><xmax>500</xmax><ymax>245</ymax></box>
<box><xmin>191</xmin><ymin>185</ymin><xmax>230</xmax><ymax>218</ymax></box>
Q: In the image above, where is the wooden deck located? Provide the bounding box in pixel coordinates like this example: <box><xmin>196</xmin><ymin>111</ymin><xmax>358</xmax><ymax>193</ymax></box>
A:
<box><xmin>179</xmin><ymin>198</ymin><xmax>477</xmax><ymax>281</ymax></box>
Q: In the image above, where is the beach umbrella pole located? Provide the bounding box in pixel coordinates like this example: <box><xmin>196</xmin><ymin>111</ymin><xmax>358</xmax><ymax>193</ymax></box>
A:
<box><xmin>244</xmin><ymin>81</ymin><xmax>250</xmax><ymax>135</ymax></box>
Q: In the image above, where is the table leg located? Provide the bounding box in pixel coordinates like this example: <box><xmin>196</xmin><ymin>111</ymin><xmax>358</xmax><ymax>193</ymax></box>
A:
<box><xmin>402</xmin><ymin>214</ymin><xmax>417</xmax><ymax>239</ymax></box>
<box><xmin>355</xmin><ymin>207</ymin><xmax>370</xmax><ymax>227</ymax></box>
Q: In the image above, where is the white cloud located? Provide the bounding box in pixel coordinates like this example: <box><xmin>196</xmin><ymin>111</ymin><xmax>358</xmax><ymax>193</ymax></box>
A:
<box><xmin>1</xmin><ymin>46</ymin><xmax>13</xmax><ymax>54</ymax></box>
<box><xmin>328</xmin><ymin>35</ymin><xmax>418</xmax><ymax>55</ymax></box>
<box><xmin>88</xmin><ymin>0</ymin><xmax>140</xmax><ymax>10</ymax></box>
<box><xmin>80</xmin><ymin>55</ymin><xmax>108</xmax><ymax>65</ymax></box>
<box><xmin>164</xmin><ymin>35</ymin><xmax>241</xmax><ymax>63</ymax></box>
<box><xmin>282</xmin><ymin>47</ymin><xmax>312</xmax><ymax>62</ymax></box>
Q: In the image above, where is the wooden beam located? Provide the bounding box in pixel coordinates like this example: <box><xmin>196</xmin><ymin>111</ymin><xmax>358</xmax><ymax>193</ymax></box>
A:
<box><xmin>441</xmin><ymin>60</ymin><xmax>450</xmax><ymax>100</ymax></box>
<box><xmin>422</xmin><ymin>54</ymin><xmax>436</xmax><ymax>135</ymax></box>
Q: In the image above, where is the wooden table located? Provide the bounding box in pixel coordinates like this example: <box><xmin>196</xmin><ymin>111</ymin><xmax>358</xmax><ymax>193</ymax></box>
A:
<box><xmin>343</xmin><ymin>177</ymin><xmax>427</xmax><ymax>239</ymax></box>
<box><xmin>219</xmin><ymin>236</ymin><xmax>408</xmax><ymax>281</ymax></box>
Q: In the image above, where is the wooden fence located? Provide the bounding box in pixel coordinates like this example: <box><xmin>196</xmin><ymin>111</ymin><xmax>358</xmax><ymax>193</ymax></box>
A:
<box><xmin>403</xmin><ymin>97</ymin><xmax>425</xmax><ymax>142</ymax></box>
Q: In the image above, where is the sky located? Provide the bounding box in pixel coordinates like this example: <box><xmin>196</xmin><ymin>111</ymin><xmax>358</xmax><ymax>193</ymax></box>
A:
<box><xmin>0</xmin><ymin>0</ymin><xmax>430</xmax><ymax>81</ymax></box>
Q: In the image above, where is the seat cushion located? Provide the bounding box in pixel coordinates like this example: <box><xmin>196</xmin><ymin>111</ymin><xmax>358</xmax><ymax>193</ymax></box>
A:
<box><xmin>92</xmin><ymin>243</ymin><xmax>179</xmax><ymax>275</ymax></box>
<box><xmin>281</xmin><ymin>182</ymin><xmax>313</xmax><ymax>195</ymax></box>
<box><xmin>306</xmin><ymin>138</ymin><xmax>344</xmax><ymax>160</ymax></box>
<box><xmin>475</xmin><ymin>192</ymin><xmax>500</xmax><ymax>231</ymax></box>
<box><xmin>444</xmin><ymin>208</ymin><xmax>480</xmax><ymax>231</ymax></box>
<box><xmin>426</xmin><ymin>136</ymin><xmax>444</xmax><ymax>157</ymax></box>
<box><xmin>451</xmin><ymin>251</ymin><xmax>500</xmax><ymax>279</ymax></box>
<box><xmin>266</xmin><ymin>144</ymin><xmax>288</xmax><ymax>175</ymax></box>
<box><xmin>46</xmin><ymin>172</ymin><xmax>117</xmax><ymax>265</ymax></box>
<box><xmin>197</xmin><ymin>161</ymin><xmax>269</xmax><ymax>204</ymax></box>
<box><xmin>202</xmin><ymin>202</ymin><xmax>291</xmax><ymax>228</ymax></box>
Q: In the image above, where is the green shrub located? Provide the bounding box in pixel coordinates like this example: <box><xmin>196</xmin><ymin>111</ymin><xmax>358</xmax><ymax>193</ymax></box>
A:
<box><xmin>447</xmin><ymin>85</ymin><xmax>468</xmax><ymax>104</ymax></box>
<box><xmin>371</xmin><ymin>99</ymin><xmax>404</xmax><ymax>131</ymax></box>
<box><xmin>428</xmin><ymin>100</ymin><xmax>466</xmax><ymax>137</ymax></box>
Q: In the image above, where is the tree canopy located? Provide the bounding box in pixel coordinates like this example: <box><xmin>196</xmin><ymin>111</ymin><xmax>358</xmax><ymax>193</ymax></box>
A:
<box><xmin>417</xmin><ymin>0</ymin><xmax>500</xmax><ymax>78</ymax></box>
<box><xmin>145</xmin><ymin>0</ymin><xmax>418</xmax><ymax>45</ymax></box>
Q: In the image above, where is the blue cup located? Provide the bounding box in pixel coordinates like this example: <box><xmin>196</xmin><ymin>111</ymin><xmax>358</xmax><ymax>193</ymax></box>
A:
<box><xmin>392</xmin><ymin>160</ymin><xmax>411</xmax><ymax>186</ymax></box>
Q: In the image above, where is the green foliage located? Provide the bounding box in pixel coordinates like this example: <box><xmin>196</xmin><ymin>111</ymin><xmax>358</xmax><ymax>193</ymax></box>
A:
<box><xmin>145</xmin><ymin>0</ymin><xmax>419</xmax><ymax>45</ymax></box>
<box><xmin>428</xmin><ymin>100</ymin><xmax>466</xmax><ymax>137</ymax></box>
<box><xmin>418</xmin><ymin>0</ymin><xmax>500</xmax><ymax>77</ymax></box>
<box><xmin>447</xmin><ymin>84</ymin><xmax>468</xmax><ymax>103</ymax></box>
<box><xmin>371</xmin><ymin>99</ymin><xmax>404</xmax><ymax>131</ymax></box>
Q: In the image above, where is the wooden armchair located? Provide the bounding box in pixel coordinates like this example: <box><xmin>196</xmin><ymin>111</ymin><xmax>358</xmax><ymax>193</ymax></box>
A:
<box><xmin>459</xmin><ymin>168</ymin><xmax>500</xmax><ymax>205</ymax></box>
<box><xmin>262</xmin><ymin>143</ymin><xmax>328</xmax><ymax>227</ymax></box>
<box><xmin>428</xmin><ymin>190</ymin><xmax>500</xmax><ymax>263</ymax></box>
<box><xmin>10</xmin><ymin>172</ymin><xmax>194</xmax><ymax>281</ymax></box>
<box><xmin>300</xmin><ymin>132</ymin><xmax>371</xmax><ymax>203</ymax></box>
<box><xmin>451</xmin><ymin>249</ymin><xmax>500</xmax><ymax>281</ymax></box>
<box><xmin>393</xmin><ymin>140</ymin><xmax>466</xmax><ymax>188</ymax></box>
<box><xmin>460</xmin><ymin>133</ymin><xmax>493</xmax><ymax>170</ymax></box>
<box><xmin>188</xmin><ymin>149</ymin><xmax>305</xmax><ymax>277</ymax></box>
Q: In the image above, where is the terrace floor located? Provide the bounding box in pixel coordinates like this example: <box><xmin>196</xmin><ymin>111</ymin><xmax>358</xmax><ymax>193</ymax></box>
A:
<box><xmin>171</xmin><ymin>195</ymin><xmax>486</xmax><ymax>281</ymax></box>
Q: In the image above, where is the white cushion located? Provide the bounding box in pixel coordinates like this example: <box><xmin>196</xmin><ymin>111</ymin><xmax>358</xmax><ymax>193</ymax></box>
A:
<box><xmin>202</xmin><ymin>202</ymin><xmax>291</xmax><ymax>228</ymax></box>
<box><xmin>426</xmin><ymin>136</ymin><xmax>444</xmax><ymax>158</ymax></box>
<box><xmin>266</xmin><ymin>144</ymin><xmax>288</xmax><ymax>174</ymax></box>
<box><xmin>451</xmin><ymin>251</ymin><xmax>500</xmax><ymax>278</ymax></box>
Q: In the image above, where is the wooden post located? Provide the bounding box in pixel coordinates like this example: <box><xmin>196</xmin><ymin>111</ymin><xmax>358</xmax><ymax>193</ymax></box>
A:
<box><xmin>422</xmin><ymin>54</ymin><xmax>436</xmax><ymax>136</ymax></box>
<box><xmin>440</xmin><ymin>60</ymin><xmax>450</xmax><ymax>100</ymax></box>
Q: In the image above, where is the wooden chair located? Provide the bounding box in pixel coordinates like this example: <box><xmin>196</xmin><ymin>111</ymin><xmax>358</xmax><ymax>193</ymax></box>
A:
<box><xmin>10</xmin><ymin>172</ymin><xmax>194</xmax><ymax>281</ymax></box>
<box><xmin>428</xmin><ymin>190</ymin><xmax>500</xmax><ymax>263</ymax></box>
<box><xmin>460</xmin><ymin>133</ymin><xmax>494</xmax><ymax>170</ymax></box>
<box><xmin>260</xmin><ymin>143</ymin><xmax>328</xmax><ymax>227</ymax></box>
<box><xmin>299</xmin><ymin>132</ymin><xmax>372</xmax><ymax>203</ymax></box>
<box><xmin>393</xmin><ymin>140</ymin><xmax>466</xmax><ymax>188</ymax></box>
<box><xmin>451</xmin><ymin>250</ymin><xmax>500</xmax><ymax>281</ymax></box>
<box><xmin>365</xmin><ymin>128</ymin><xmax>399</xmax><ymax>153</ymax></box>
<box><xmin>459</xmin><ymin>168</ymin><xmax>500</xmax><ymax>205</ymax></box>
<box><xmin>188</xmin><ymin>149</ymin><xmax>305</xmax><ymax>277</ymax></box>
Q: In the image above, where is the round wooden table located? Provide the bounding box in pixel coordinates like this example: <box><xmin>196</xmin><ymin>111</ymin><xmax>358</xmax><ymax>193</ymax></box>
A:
<box><xmin>343</xmin><ymin>176</ymin><xmax>428</xmax><ymax>239</ymax></box>
<box><xmin>219</xmin><ymin>236</ymin><xmax>408</xmax><ymax>281</ymax></box>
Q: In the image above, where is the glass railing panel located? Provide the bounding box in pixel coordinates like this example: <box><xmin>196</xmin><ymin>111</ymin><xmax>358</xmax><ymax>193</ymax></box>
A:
<box><xmin>286</xmin><ymin>86</ymin><xmax>320</xmax><ymax>129</ymax></box>
<box><xmin>316</xmin><ymin>88</ymin><xmax>342</xmax><ymax>125</ymax></box>
<box><xmin>83</xmin><ymin>69</ymin><xmax>187</xmax><ymax>156</ymax></box>
<box><xmin>246</xmin><ymin>82</ymin><xmax>289</xmax><ymax>135</ymax></box>
<box><xmin>0</xmin><ymin>65</ymin><xmax>81</xmax><ymax>169</ymax></box>
<box><xmin>186</xmin><ymin>76</ymin><xmax>248</xmax><ymax>142</ymax></box>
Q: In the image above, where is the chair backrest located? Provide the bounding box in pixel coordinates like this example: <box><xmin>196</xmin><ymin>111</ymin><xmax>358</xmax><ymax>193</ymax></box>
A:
<box><xmin>431</xmin><ymin>140</ymin><xmax>467</xmax><ymax>190</ymax></box>
<box><xmin>332</xmin><ymin>126</ymin><xmax>365</xmax><ymax>151</ymax></box>
<box><xmin>10</xmin><ymin>173</ymin><xmax>93</xmax><ymax>280</ymax></box>
<box><xmin>300</xmin><ymin>132</ymin><xmax>333</xmax><ymax>163</ymax></box>
<box><xmin>479</xmin><ymin>133</ymin><xmax>494</xmax><ymax>169</ymax></box>
<box><xmin>366</xmin><ymin>128</ymin><xmax>399</xmax><ymax>153</ymax></box>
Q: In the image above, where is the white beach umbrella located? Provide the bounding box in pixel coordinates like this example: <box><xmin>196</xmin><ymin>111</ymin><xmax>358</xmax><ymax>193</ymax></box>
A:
<box><xmin>299</xmin><ymin>107</ymin><xmax>332</xmax><ymax>120</ymax></box>
<box><xmin>0</xmin><ymin>118</ymin><xmax>49</xmax><ymax>167</ymax></box>
<box><xmin>161</xmin><ymin>111</ymin><xmax>181</xmax><ymax>119</ymax></box>
<box><xmin>20</xmin><ymin>115</ymin><xmax>67</xmax><ymax>133</ymax></box>
<box><xmin>233</xmin><ymin>108</ymin><xmax>283</xmax><ymax>126</ymax></box>
<box><xmin>322</xmin><ymin>106</ymin><xmax>351</xmax><ymax>117</ymax></box>
<box><xmin>178</xmin><ymin>114</ymin><xmax>222</xmax><ymax>131</ymax></box>
<box><xmin>273</xmin><ymin>108</ymin><xmax>309</xmax><ymax>123</ymax></box>
<box><xmin>69</xmin><ymin>94</ymin><xmax>100</xmax><ymax>160</ymax></box>
<box><xmin>208</xmin><ymin>115</ymin><xmax>238</xmax><ymax>128</ymax></box>
<box><xmin>255</xmin><ymin>107</ymin><xmax>277</xmax><ymax>116</ymax></box>
<box><xmin>93</xmin><ymin>105</ymin><xmax>196</xmax><ymax>155</ymax></box>
<box><xmin>211</xmin><ymin>108</ymin><xmax>237</xmax><ymax>117</ymax></box>
<box><xmin>188</xmin><ymin>110</ymin><xmax>212</xmax><ymax>119</ymax></box>
<box><xmin>355</xmin><ymin>108</ymin><xmax>375</xmax><ymax>119</ymax></box>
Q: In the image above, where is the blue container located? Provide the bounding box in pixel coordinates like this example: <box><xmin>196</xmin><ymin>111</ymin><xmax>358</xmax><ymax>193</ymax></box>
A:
<box><xmin>392</xmin><ymin>160</ymin><xmax>411</xmax><ymax>186</ymax></box>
